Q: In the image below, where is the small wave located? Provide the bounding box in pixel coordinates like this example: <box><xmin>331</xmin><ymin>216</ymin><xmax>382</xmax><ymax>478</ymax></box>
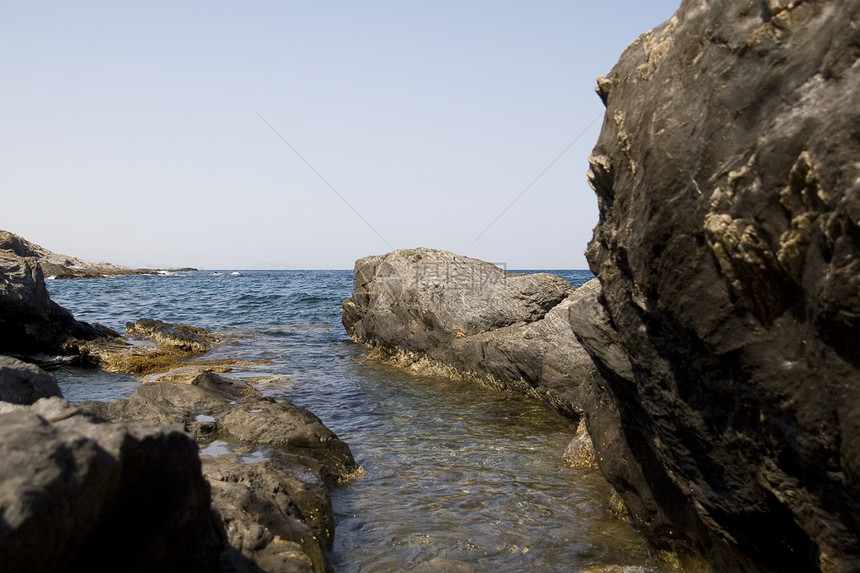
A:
<box><xmin>237</xmin><ymin>293</ymin><xmax>284</xmax><ymax>302</ymax></box>
<box><xmin>231</xmin><ymin>272</ymin><xmax>241</xmax><ymax>276</ymax></box>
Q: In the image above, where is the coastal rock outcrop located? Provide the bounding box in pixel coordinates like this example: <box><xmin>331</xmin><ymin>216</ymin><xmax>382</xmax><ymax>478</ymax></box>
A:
<box><xmin>343</xmin><ymin>248</ymin><xmax>596</xmax><ymax>419</ymax></box>
<box><xmin>573</xmin><ymin>0</ymin><xmax>860</xmax><ymax>571</ymax></box>
<box><xmin>0</xmin><ymin>248</ymin><xmax>104</xmax><ymax>357</ymax></box>
<box><xmin>81</xmin><ymin>370</ymin><xmax>360</xmax><ymax>572</ymax></box>
<box><xmin>0</xmin><ymin>397</ymin><xmax>224</xmax><ymax>572</ymax></box>
<box><xmin>0</xmin><ymin>230</ymin><xmax>175</xmax><ymax>279</ymax></box>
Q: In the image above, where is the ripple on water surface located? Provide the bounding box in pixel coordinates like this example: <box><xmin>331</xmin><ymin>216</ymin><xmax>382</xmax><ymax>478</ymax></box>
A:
<box><xmin>46</xmin><ymin>270</ymin><xmax>672</xmax><ymax>572</ymax></box>
<box><xmin>320</xmin><ymin>362</ymin><xmax>653</xmax><ymax>572</ymax></box>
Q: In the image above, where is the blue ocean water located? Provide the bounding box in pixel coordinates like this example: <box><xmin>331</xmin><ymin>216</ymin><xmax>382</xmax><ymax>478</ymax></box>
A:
<box><xmin>46</xmin><ymin>269</ymin><xmax>663</xmax><ymax>572</ymax></box>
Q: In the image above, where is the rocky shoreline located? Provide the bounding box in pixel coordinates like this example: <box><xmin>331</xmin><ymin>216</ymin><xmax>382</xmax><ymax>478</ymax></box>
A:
<box><xmin>0</xmin><ymin>230</ymin><xmax>195</xmax><ymax>279</ymax></box>
<box><xmin>342</xmin><ymin>0</ymin><xmax>860</xmax><ymax>571</ymax></box>
<box><xmin>0</xmin><ymin>234</ymin><xmax>359</xmax><ymax>572</ymax></box>
<box><xmin>3</xmin><ymin>0</ymin><xmax>858</xmax><ymax>570</ymax></box>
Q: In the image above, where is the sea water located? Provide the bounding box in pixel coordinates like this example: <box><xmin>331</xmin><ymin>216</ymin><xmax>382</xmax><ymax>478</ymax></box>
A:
<box><xmin>47</xmin><ymin>270</ymin><xmax>661</xmax><ymax>572</ymax></box>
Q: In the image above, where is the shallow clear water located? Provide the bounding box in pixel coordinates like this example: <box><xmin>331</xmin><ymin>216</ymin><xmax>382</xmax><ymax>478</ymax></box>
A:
<box><xmin>47</xmin><ymin>270</ymin><xmax>662</xmax><ymax>572</ymax></box>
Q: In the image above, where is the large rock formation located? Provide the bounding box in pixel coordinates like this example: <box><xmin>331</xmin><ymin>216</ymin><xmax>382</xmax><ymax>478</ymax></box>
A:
<box><xmin>572</xmin><ymin>1</ymin><xmax>860</xmax><ymax>571</ymax></box>
<box><xmin>0</xmin><ymin>397</ymin><xmax>225</xmax><ymax>572</ymax></box>
<box><xmin>343</xmin><ymin>248</ymin><xmax>596</xmax><ymax>419</ymax></box>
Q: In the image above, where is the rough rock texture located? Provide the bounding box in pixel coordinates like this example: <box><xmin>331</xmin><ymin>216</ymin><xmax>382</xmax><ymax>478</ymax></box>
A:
<box><xmin>126</xmin><ymin>318</ymin><xmax>215</xmax><ymax>353</ymax></box>
<box><xmin>0</xmin><ymin>397</ymin><xmax>224</xmax><ymax>572</ymax></box>
<box><xmin>205</xmin><ymin>454</ymin><xmax>333</xmax><ymax>573</ymax></box>
<box><xmin>0</xmin><ymin>355</ymin><xmax>62</xmax><ymax>404</ymax></box>
<box><xmin>0</xmin><ymin>249</ymin><xmax>104</xmax><ymax>356</ymax></box>
<box><xmin>81</xmin><ymin>371</ymin><xmax>359</xmax><ymax>572</ymax></box>
<box><xmin>562</xmin><ymin>420</ymin><xmax>599</xmax><ymax>470</ymax></box>
<box><xmin>573</xmin><ymin>1</ymin><xmax>860</xmax><ymax>571</ymax></box>
<box><xmin>343</xmin><ymin>248</ymin><xmax>595</xmax><ymax>418</ymax></box>
<box><xmin>74</xmin><ymin>318</ymin><xmax>218</xmax><ymax>374</ymax></box>
<box><xmin>0</xmin><ymin>230</ymin><xmax>173</xmax><ymax>278</ymax></box>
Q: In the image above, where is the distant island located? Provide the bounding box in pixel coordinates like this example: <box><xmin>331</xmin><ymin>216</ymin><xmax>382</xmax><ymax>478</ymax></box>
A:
<box><xmin>0</xmin><ymin>230</ymin><xmax>196</xmax><ymax>279</ymax></box>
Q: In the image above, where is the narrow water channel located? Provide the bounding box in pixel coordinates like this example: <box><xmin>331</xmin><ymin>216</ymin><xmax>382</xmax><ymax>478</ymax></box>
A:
<box><xmin>49</xmin><ymin>270</ymin><xmax>660</xmax><ymax>572</ymax></box>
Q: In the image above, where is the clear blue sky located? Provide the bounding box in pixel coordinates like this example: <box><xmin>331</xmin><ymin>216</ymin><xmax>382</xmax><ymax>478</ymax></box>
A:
<box><xmin>3</xmin><ymin>1</ymin><xmax>680</xmax><ymax>270</ymax></box>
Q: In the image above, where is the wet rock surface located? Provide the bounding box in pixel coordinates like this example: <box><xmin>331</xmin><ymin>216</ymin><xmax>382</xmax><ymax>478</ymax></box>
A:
<box><xmin>81</xmin><ymin>371</ymin><xmax>360</xmax><ymax>572</ymax></box>
<box><xmin>0</xmin><ymin>397</ymin><xmax>224</xmax><ymax>573</ymax></box>
<box><xmin>73</xmin><ymin>318</ymin><xmax>219</xmax><ymax>374</ymax></box>
<box><xmin>127</xmin><ymin>318</ymin><xmax>215</xmax><ymax>353</ymax></box>
<box><xmin>343</xmin><ymin>248</ymin><xmax>597</xmax><ymax>420</ymax></box>
<box><xmin>205</xmin><ymin>454</ymin><xmax>333</xmax><ymax>573</ymax></box>
<box><xmin>573</xmin><ymin>0</ymin><xmax>860</xmax><ymax>571</ymax></box>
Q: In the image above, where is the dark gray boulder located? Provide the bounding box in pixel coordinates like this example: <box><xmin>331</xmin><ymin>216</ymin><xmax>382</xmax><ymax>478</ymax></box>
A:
<box><xmin>82</xmin><ymin>372</ymin><xmax>360</xmax><ymax>486</ymax></box>
<box><xmin>343</xmin><ymin>248</ymin><xmax>595</xmax><ymax>419</ymax></box>
<box><xmin>0</xmin><ymin>355</ymin><xmax>62</xmax><ymax>404</ymax></box>
<box><xmin>0</xmin><ymin>250</ymin><xmax>103</xmax><ymax>356</ymax></box>
<box><xmin>571</xmin><ymin>0</ymin><xmax>860</xmax><ymax>571</ymax></box>
<box><xmin>81</xmin><ymin>371</ymin><xmax>359</xmax><ymax>572</ymax></box>
<box><xmin>218</xmin><ymin>399</ymin><xmax>359</xmax><ymax>487</ymax></box>
<box><xmin>0</xmin><ymin>397</ymin><xmax>224</xmax><ymax>573</ymax></box>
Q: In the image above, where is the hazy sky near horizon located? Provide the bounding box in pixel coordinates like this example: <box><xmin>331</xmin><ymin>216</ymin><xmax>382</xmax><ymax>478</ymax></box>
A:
<box><xmin>3</xmin><ymin>1</ymin><xmax>680</xmax><ymax>270</ymax></box>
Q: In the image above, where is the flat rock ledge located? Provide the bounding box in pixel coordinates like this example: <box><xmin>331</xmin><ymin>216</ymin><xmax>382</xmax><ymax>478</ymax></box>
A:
<box><xmin>343</xmin><ymin>248</ymin><xmax>598</xmax><ymax>421</ymax></box>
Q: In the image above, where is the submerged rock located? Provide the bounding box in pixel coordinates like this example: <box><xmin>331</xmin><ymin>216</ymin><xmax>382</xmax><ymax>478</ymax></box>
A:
<box><xmin>0</xmin><ymin>397</ymin><xmax>224</xmax><ymax>572</ymax></box>
<box><xmin>343</xmin><ymin>248</ymin><xmax>596</xmax><ymax>419</ymax></box>
<box><xmin>573</xmin><ymin>0</ymin><xmax>860</xmax><ymax>571</ymax></box>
